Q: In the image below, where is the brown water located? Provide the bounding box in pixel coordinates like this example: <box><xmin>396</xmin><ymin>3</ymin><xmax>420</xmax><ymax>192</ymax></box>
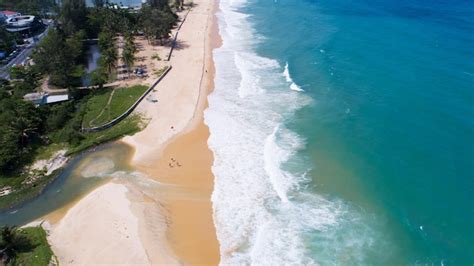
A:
<box><xmin>0</xmin><ymin>142</ymin><xmax>135</xmax><ymax>226</ymax></box>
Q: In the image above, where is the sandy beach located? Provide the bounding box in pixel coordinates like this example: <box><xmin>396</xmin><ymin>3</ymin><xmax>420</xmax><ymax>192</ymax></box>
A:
<box><xmin>49</xmin><ymin>182</ymin><xmax>177</xmax><ymax>265</ymax></box>
<box><xmin>45</xmin><ymin>0</ymin><xmax>221</xmax><ymax>264</ymax></box>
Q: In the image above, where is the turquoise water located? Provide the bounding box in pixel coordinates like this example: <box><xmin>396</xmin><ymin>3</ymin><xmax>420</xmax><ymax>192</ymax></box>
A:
<box><xmin>207</xmin><ymin>0</ymin><xmax>473</xmax><ymax>264</ymax></box>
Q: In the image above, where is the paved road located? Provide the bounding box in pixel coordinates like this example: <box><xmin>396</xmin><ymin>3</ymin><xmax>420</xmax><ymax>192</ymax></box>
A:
<box><xmin>0</xmin><ymin>25</ymin><xmax>51</xmax><ymax>80</ymax></box>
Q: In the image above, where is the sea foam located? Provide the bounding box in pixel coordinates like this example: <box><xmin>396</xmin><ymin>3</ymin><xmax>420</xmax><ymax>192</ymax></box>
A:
<box><xmin>205</xmin><ymin>0</ymin><xmax>384</xmax><ymax>264</ymax></box>
<box><xmin>283</xmin><ymin>63</ymin><xmax>304</xmax><ymax>92</ymax></box>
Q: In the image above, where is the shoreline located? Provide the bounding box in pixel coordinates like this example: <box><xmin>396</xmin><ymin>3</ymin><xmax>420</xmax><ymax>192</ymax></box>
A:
<box><xmin>44</xmin><ymin>0</ymin><xmax>222</xmax><ymax>264</ymax></box>
<box><xmin>125</xmin><ymin>0</ymin><xmax>222</xmax><ymax>263</ymax></box>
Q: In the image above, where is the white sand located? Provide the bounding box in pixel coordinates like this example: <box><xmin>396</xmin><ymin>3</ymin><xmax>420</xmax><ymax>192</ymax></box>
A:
<box><xmin>48</xmin><ymin>183</ymin><xmax>150</xmax><ymax>265</ymax></box>
<box><xmin>122</xmin><ymin>0</ymin><xmax>213</xmax><ymax>165</ymax></box>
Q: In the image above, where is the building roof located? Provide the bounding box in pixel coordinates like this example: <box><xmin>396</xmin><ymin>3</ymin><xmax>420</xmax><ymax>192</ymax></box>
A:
<box><xmin>6</xmin><ymin>15</ymin><xmax>35</xmax><ymax>27</ymax></box>
<box><xmin>1</xmin><ymin>10</ymin><xmax>19</xmax><ymax>16</ymax></box>
<box><xmin>5</xmin><ymin>15</ymin><xmax>37</xmax><ymax>33</ymax></box>
<box><xmin>23</xmin><ymin>93</ymin><xmax>70</xmax><ymax>105</ymax></box>
<box><xmin>45</xmin><ymin>94</ymin><xmax>69</xmax><ymax>104</ymax></box>
<box><xmin>23</xmin><ymin>92</ymin><xmax>44</xmax><ymax>101</ymax></box>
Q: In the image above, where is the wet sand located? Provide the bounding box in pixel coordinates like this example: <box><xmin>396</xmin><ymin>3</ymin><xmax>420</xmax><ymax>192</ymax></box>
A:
<box><xmin>130</xmin><ymin>0</ymin><xmax>222</xmax><ymax>263</ymax></box>
<box><xmin>45</xmin><ymin>0</ymin><xmax>221</xmax><ymax>263</ymax></box>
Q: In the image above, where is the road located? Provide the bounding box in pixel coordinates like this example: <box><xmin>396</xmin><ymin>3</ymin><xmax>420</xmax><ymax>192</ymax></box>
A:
<box><xmin>0</xmin><ymin>25</ymin><xmax>51</xmax><ymax>80</ymax></box>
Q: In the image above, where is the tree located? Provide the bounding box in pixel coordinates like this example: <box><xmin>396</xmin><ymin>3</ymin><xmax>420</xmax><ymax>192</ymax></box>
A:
<box><xmin>8</xmin><ymin>66</ymin><xmax>40</xmax><ymax>96</ymax></box>
<box><xmin>0</xmin><ymin>226</ymin><xmax>31</xmax><ymax>264</ymax></box>
<box><xmin>98</xmin><ymin>30</ymin><xmax>118</xmax><ymax>79</ymax></box>
<box><xmin>154</xmin><ymin>10</ymin><xmax>176</xmax><ymax>44</ymax></box>
<box><xmin>46</xmin><ymin>102</ymin><xmax>74</xmax><ymax>131</ymax></box>
<box><xmin>122</xmin><ymin>32</ymin><xmax>136</xmax><ymax>77</ymax></box>
<box><xmin>139</xmin><ymin>6</ymin><xmax>177</xmax><ymax>45</ymax></box>
<box><xmin>32</xmin><ymin>29</ymin><xmax>85</xmax><ymax>87</ymax></box>
<box><xmin>59</xmin><ymin>0</ymin><xmax>87</xmax><ymax>36</ymax></box>
<box><xmin>148</xmin><ymin>0</ymin><xmax>169</xmax><ymax>10</ymax></box>
<box><xmin>32</xmin><ymin>29</ymin><xmax>71</xmax><ymax>87</ymax></box>
<box><xmin>0</xmin><ymin>0</ymin><xmax>55</xmax><ymax>16</ymax></box>
<box><xmin>93</xmin><ymin>0</ymin><xmax>105</xmax><ymax>8</ymax></box>
<box><xmin>0</xmin><ymin>25</ymin><xmax>15</xmax><ymax>54</ymax></box>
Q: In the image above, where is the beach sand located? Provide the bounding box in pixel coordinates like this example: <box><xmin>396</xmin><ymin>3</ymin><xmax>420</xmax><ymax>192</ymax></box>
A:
<box><xmin>46</xmin><ymin>0</ymin><xmax>221</xmax><ymax>264</ymax></box>
<box><xmin>49</xmin><ymin>183</ymin><xmax>167</xmax><ymax>265</ymax></box>
<box><xmin>125</xmin><ymin>0</ymin><xmax>222</xmax><ymax>263</ymax></box>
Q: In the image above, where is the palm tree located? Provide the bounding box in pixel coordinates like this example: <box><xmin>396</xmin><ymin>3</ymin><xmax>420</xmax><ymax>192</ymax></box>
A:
<box><xmin>122</xmin><ymin>33</ymin><xmax>136</xmax><ymax>78</ymax></box>
<box><xmin>98</xmin><ymin>29</ymin><xmax>118</xmax><ymax>79</ymax></box>
<box><xmin>0</xmin><ymin>226</ymin><xmax>30</xmax><ymax>264</ymax></box>
<box><xmin>104</xmin><ymin>48</ymin><xmax>118</xmax><ymax>76</ymax></box>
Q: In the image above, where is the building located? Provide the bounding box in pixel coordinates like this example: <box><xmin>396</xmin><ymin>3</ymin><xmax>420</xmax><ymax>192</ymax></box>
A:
<box><xmin>0</xmin><ymin>10</ymin><xmax>20</xmax><ymax>19</ymax></box>
<box><xmin>5</xmin><ymin>15</ymin><xmax>35</xmax><ymax>32</ymax></box>
<box><xmin>23</xmin><ymin>92</ymin><xmax>70</xmax><ymax>105</ymax></box>
<box><xmin>5</xmin><ymin>15</ymin><xmax>43</xmax><ymax>33</ymax></box>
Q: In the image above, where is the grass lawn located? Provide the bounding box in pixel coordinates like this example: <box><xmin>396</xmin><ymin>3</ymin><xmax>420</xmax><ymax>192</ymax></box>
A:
<box><xmin>68</xmin><ymin>114</ymin><xmax>144</xmax><ymax>155</ymax></box>
<box><xmin>81</xmin><ymin>89</ymin><xmax>113</xmax><ymax>128</ymax></box>
<box><xmin>82</xmin><ymin>85</ymin><xmax>148</xmax><ymax>128</ymax></box>
<box><xmin>9</xmin><ymin>226</ymin><xmax>55</xmax><ymax>266</ymax></box>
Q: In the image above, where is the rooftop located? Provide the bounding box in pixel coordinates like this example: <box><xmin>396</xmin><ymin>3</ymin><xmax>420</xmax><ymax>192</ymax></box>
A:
<box><xmin>24</xmin><ymin>92</ymin><xmax>70</xmax><ymax>105</ymax></box>
<box><xmin>1</xmin><ymin>10</ymin><xmax>19</xmax><ymax>16</ymax></box>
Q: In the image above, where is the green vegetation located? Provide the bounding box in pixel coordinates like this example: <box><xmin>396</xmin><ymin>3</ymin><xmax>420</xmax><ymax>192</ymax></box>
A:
<box><xmin>0</xmin><ymin>79</ymin><xmax>146</xmax><ymax>210</ymax></box>
<box><xmin>0</xmin><ymin>0</ymin><xmax>55</xmax><ymax>15</ymax></box>
<box><xmin>0</xmin><ymin>226</ymin><xmax>54</xmax><ymax>266</ymax></box>
<box><xmin>32</xmin><ymin>29</ymin><xmax>86</xmax><ymax>87</ymax></box>
<box><xmin>82</xmin><ymin>89</ymin><xmax>113</xmax><ymax>127</ymax></box>
<box><xmin>0</xmin><ymin>25</ymin><xmax>16</xmax><ymax>56</ymax></box>
<box><xmin>82</xmin><ymin>85</ymin><xmax>147</xmax><ymax>128</ymax></box>
<box><xmin>59</xmin><ymin>0</ymin><xmax>87</xmax><ymax>36</ymax></box>
<box><xmin>68</xmin><ymin>114</ymin><xmax>143</xmax><ymax>155</ymax></box>
<box><xmin>140</xmin><ymin>5</ymin><xmax>177</xmax><ymax>45</ymax></box>
<box><xmin>0</xmin><ymin>0</ymin><xmax>175</xmax><ymax>218</ymax></box>
<box><xmin>122</xmin><ymin>32</ymin><xmax>137</xmax><ymax>77</ymax></box>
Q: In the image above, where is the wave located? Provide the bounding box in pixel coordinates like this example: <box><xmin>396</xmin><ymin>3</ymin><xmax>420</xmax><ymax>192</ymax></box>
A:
<box><xmin>283</xmin><ymin>63</ymin><xmax>304</xmax><ymax>92</ymax></box>
<box><xmin>205</xmin><ymin>0</ymin><xmax>386</xmax><ymax>264</ymax></box>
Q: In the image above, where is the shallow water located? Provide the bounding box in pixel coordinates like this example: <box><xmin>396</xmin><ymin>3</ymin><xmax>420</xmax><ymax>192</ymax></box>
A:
<box><xmin>0</xmin><ymin>143</ymin><xmax>135</xmax><ymax>226</ymax></box>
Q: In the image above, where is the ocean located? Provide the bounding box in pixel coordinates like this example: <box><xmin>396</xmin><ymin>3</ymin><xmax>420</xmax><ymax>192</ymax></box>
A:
<box><xmin>205</xmin><ymin>0</ymin><xmax>474</xmax><ymax>264</ymax></box>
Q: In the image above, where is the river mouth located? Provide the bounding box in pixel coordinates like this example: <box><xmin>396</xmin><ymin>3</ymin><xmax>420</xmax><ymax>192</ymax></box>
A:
<box><xmin>0</xmin><ymin>142</ymin><xmax>135</xmax><ymax>226</ymax></box>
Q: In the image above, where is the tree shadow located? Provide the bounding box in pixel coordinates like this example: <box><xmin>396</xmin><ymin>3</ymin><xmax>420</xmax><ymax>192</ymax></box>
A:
<box><xmin>135</xmin><ymin>56</ymin><xmax>147</xmax><ymax>62</ymax></box>
<box><xmin>172</xmin><ymin>39</ymin><xmax>189</xmax><ymax>51</ymax></box>
<box><xmin>135</xmin><ymin>43</ymin><xmax>145</xmax><ymax>51</ymax></box>
<box><xmin>184</xmin><ymin>2</ymin><xmax>198</xmax><ymax>8</ymax></box>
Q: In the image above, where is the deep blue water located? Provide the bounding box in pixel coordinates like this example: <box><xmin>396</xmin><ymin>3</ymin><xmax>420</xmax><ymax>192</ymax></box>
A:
<box><xmin>210</xmin><ymin>0</ymin><xmax>473</xmax><ymax>264</ymax></box>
